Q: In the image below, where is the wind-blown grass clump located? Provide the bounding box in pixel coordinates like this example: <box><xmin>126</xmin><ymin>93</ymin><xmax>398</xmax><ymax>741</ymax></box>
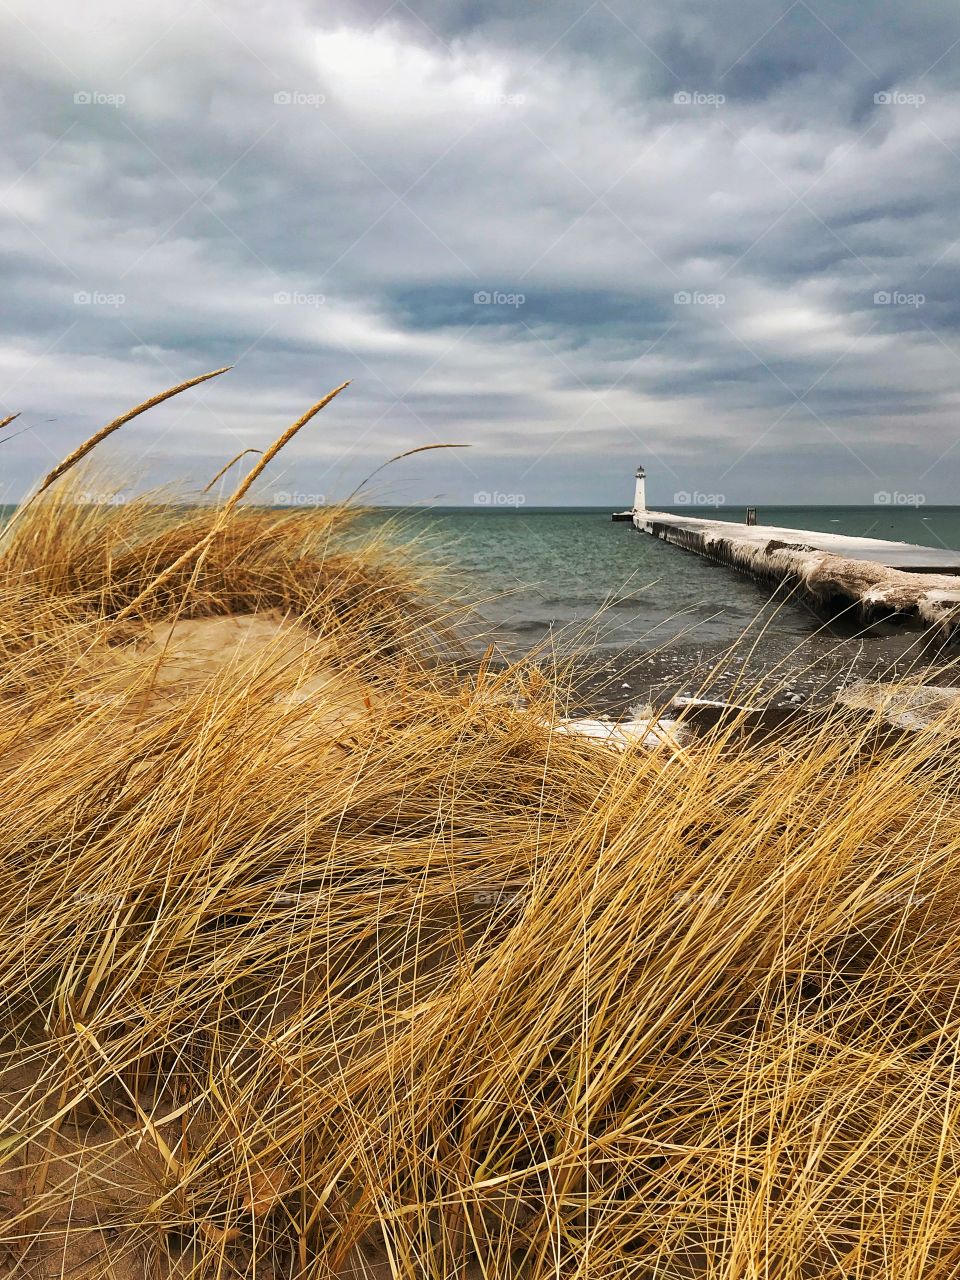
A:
<box><xmin>2</xmin><ymin>383</ymin><xmax>960</xmax><ymax>1278</ymax></box>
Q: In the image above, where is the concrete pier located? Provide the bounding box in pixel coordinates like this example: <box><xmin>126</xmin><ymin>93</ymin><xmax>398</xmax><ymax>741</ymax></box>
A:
<box><xmin>621</xmin><ymin>473</ymin><xmax>960</xmax><ymax>635</ymax></box>
<box><xmin>636</xmin><ymin>510</ymin><xmax>960</xmax><ymax>574</ymax></box>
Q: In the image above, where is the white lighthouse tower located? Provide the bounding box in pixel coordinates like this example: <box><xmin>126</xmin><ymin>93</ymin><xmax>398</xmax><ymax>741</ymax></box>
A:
<box><xmin>633</xmin><ymin>465</ymin><xmax>646</xmax><ymax>516</ymax></box>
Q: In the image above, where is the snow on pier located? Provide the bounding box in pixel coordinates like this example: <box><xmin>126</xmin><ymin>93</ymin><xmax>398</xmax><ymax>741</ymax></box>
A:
<box><xmin>623</xmin><ymin>469</ymin><xmax>960</xmax><ymax>636</ymax></box>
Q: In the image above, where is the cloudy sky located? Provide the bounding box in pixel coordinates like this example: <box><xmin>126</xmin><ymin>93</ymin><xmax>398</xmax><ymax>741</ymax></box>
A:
<box><xmin>1</xmin><ymin>0</ymin><xmax>959</xmax><ymax>506</ymax></box>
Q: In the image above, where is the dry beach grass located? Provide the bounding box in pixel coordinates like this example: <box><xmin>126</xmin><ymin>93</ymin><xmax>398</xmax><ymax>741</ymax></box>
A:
<box><xmin>1</xmin><ymin>382</ymin><xmax>960</xmax><ymax>1276</ymax></box>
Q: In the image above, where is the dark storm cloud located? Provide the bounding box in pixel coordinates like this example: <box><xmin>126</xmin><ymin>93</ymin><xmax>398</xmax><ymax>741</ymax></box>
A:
<box><xmin>347</xmin><ymin>0</ymin><xmax>960</xmax><ymax>107</ymax></box>
<box><xmin>1</xmin><ymin>0</ymin><xmax>960</xmax><ymax>504</ymax></box>
<box><xmin>387</xmin><ymin>285</ymin><xmax>666</xmax><ymax>332</ymax></box>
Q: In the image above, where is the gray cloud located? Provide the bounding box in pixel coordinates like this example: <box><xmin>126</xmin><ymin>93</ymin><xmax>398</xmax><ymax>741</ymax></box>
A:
<box><xmin>0</xmin><ymin>0</ymin><xmax>959</xmax><ymax>505</ymax></box>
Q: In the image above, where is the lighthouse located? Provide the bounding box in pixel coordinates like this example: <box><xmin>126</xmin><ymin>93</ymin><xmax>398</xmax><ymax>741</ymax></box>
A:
<box><xmin>633</xmin><ymin>466</ymin><xmax>646</xmax><ymax>515</ymax></box>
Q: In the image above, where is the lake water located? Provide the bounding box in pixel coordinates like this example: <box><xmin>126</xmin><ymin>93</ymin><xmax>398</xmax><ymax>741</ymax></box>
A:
<box><xmin>383</xmin><ymin>505</ymin><xmax>960</xmax><ymax>654</ymax></box>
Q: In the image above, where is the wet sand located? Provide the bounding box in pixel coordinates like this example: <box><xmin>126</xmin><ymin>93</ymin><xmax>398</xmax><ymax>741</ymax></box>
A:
<box><xmin>566</xmin><ymin>627</ymin><xmax>960</xmax><ymax>720</ymax></box>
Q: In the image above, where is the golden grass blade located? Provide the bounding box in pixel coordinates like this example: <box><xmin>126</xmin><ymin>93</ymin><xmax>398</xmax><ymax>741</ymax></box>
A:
<box><xmin>113</xmin><ymin>380</ymin><xmax>350</xmax><ymax>621</ymax></box>
<box><xmin>202</xmin><ymin>448</ymin><xmax>263</xmax><ymax>493</ymax></box>
<box><xmin>0</xmin><ymin>414</ymin><xmax>34</xmax><ymax>448</ymax></box>
<box><xmin>345</xmin><ymin>441</ymin><xmax>471</xmax><ymax>504</ymax></box>
<box><xmin>76</xmin><ymin>1023</ymin><xmax>180</xmax><ymax>1176</ymax></box>
<box><xmin>37</xmin><ymin>366</ymin><xmax>231</xmax><ymax>496</ymax></box>
<box><xmin>224</xmin><ymin>380</ymin><xmax>350</xmax><ymax>510</ymax></box>
<box><xmin>0</xmin><ymin>367</ymin><xmax>231</xmax><ymax>549</ymax></box>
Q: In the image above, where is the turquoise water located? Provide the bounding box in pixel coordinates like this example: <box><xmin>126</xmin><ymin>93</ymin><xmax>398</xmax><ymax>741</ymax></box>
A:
<box><xmin>382</xmin><ymin>506</ymin><xmax>960</xmax><ymax>653</ymax></box>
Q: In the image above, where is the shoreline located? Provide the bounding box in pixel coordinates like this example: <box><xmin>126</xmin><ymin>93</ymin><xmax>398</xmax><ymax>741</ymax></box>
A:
<box><xmin>564</xmin><ymin>629</ymin><xmax>960</xmax><ymax>720</ymax></box>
